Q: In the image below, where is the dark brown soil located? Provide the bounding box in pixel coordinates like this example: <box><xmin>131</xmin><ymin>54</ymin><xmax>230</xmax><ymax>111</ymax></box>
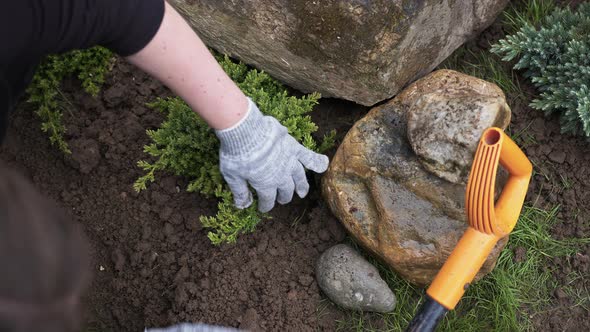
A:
<box><xmin>510</xmin><ymin>90</ymin><xmax>590</xmax><ymax>332</ymax></box>
<box><xmin>472</xmin><ymin>10</ymin><xmax>590</xmax><ymax>331</ymax></box>
<box><xmin>0</xmin><ymin>59</ymin><xmax>365</xmax><ymax>331</ymax></box>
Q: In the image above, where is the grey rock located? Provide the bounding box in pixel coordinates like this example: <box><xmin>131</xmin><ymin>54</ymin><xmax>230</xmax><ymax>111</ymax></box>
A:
<box><xmin>168</xmin><ymin>0</ymin><xmax>508</xmax><ymax>105</ymax></box>
<box><xmin>407</xmin><ymin>81</ymin><xmax>511</xmax><ymax>184</ymax></box>
<box><xmin>316</xmin><ymin>244</ymin><xmax>396</xmax><ymax>313</ymax></box>
<box><xmin>322</xmin><ymin>70</ymin><xmax>508</xmax><ymax>286</ymax></box>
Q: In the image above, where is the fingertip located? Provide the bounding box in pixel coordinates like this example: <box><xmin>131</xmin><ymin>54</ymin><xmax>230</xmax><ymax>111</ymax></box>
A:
<box><xmin>316</xmin><ymin>154</ymin><xmax>329</xmax><ymax>173</ymax></box>
<box><xmin>276</xmin><ymin>196</ymin><xmax>292</xmax><ymax>205</ymax></box>
<box><xmin>234</xmin><ymin>192</ymin><xmax>253</xmax><ymax>209</ymax></box>
<box><xmin>295</xmin><ymin>183</ymin><xmax>310</xmax><ymax>199</ymax></box>
<box><xmin>299</xmin><ymin>147</ymin><xmax>330</xmax><ymax>173</ymax></box>
<box><xmin>258</xmin><ymin>201</ymin><xmax>275</xmax><ymax>213</ymax></box>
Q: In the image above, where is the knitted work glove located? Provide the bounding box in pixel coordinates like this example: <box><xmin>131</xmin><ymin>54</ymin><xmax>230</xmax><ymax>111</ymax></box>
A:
<box><xmin>146</xmin><ymin>323</ymin><xmax>241</xmax><ymax>332</ymax></box>
<box><xmin>215</xmin><ymin>98</ymin><xmax>329</xmax><ymax>213</ymax></box>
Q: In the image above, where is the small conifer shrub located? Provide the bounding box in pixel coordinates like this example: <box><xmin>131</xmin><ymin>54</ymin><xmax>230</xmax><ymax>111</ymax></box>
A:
<box><xmin>491</xmin><ymin>4</ymin><xmax>590</xmax><ymax>137</ymax></box>
<box><xmin>27</xmin><ymin>47</ymin><xmax>113</xmax><ymax>153</ymax></box>
<box><xmin>135</xmin><ymin>55</ymin><xmax>335</xmax><ymax>244</ymax></box>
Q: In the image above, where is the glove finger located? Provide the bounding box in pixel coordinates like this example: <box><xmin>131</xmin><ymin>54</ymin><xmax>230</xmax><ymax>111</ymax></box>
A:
<box><xmin>277</xmin><ymin>177</ymin><xmax>295</xmax><ymax>205</ymax></box>
<box><xmin>297</xmin><ymin>145</ymin><xmax>329</xmax><ymax>173</ymax></box>
<box><xmin>292</xmin><ymin>162</ymin><xmax>310</xmax><ymax>198</ymax></box>
<box><xmin>225</xmin><ymin>177</ymin><xmax>253</xmax><ymax>209</ymax></box>
<box><xmin>255</xmin><ymin>187</ymin><xmax>277</xmax><ymax>213</ymax></box>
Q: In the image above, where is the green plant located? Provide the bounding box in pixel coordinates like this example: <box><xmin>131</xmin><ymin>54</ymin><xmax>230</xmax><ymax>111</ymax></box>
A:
<box><xmin>492</xmin><ymin>3</ymin><xmax>590</xmax><ymax>137</ymax></box>
<box><xmin>503</xmin><ymin>0</ymin><xmax>557</xmax><ymax>33</ymax></box>
<box><xmin>199</xmin><ymin>189</ymin><xmax>264</xmax><ymax>244</ymax></box>
<box><xmin>135</xmin><ymin>55</ymin><xmax>335</xmax><ymax>244</ymax></box>
<box><xmin>338</xmin><ymin>206</ymin><xmax>590</xmax><ymax>331</ymax></box>
<box><xmin>27</xmin><ymin>46</ymin><xmax>113</xmax><ymax>153</ymax></box>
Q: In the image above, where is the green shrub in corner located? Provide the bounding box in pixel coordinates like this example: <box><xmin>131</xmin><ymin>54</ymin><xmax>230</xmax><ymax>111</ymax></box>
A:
<box><xmin>135</xmin><ymin>55</ymin><xmax>335</xmax><ymax>244</ymax></box>
<box><xmin>491</xmin><ymin>3</ymin><xmax>590</xmax><ymax>137</ymax></box>
<box><xmin>27</xmin><ymin>46</ymin><xmax>113</xmax><ymax>153</ymax></box>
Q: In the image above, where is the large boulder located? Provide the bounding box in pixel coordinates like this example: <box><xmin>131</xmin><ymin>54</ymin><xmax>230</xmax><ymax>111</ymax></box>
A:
<box><xmin>168</xmin><ymin>0</ymin><xmax>509</xmax><ymax>106</ymax></box>
<box><xmin>322</xmin><ymin>70</ymin><xmax>510</xmax><ymax>286</ymax></box>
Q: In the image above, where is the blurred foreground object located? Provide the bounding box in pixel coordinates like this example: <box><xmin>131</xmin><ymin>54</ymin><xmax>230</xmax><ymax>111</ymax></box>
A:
<box><xmin>0</xmin><ymin>162</ymin><xmax>90</xmax><ymax>332</ymax></box>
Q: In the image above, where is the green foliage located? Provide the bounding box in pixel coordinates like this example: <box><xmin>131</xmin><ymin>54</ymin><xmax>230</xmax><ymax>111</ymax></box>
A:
<box><xmin>318</xmin><ymin>129</ymin><xmax>337</xmax><ymax>153</ymax></box>
<box><xmin>200</xmin><ymin>189</ymin><xmax>265</xmax><ymax>245</ymax></box>
<box><xmin>492</xmin><ymin>3</ymin><xmax>590</xmax><ymax>137</ymax></box>
<box><xmin>216</xmin><ymin>54</ymin><xmax>325</xmax><ymax>150</ymax></box>
<box><xmin>136</xmin><ymin>55</ymin><xmax>334</xmax><ymax>244</ymax></box>
<box><xmin>134</xmin><ymin>97</ymin><xmax>222</xmax><ymax>195</ymax></box>
<box><xmin>339</xmin><ymin>206</ymin><xmax>590</xmax><ymax>331</ymax></box>
<box><xmin>503</xmin><ymin>0</ymin><xmax>557</xmax><ymax>33</ymax></box>
<box><xmin>27</xmin><ymin>47</ymin><xmax>113</xmax><ymax>153</ymax></box>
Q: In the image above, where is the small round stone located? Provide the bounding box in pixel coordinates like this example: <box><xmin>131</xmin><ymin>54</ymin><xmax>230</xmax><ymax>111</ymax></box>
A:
<box><xmin>316</xmin><ymin>244</ymin><xmax>396</xmax><ymax>313</ymax></box>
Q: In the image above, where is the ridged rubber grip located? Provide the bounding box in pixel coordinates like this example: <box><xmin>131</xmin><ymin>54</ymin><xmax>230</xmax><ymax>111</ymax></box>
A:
<box><xmin>425</xmin><ymin>127</ymin><xmax>532</xmax><ymax>310</ymax></box>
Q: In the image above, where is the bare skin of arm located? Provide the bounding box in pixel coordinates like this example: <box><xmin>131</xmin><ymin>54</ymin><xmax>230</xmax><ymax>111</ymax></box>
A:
<box><xmin>126</xmin><ymin>2</ymin><xmax>248</xmax><ymax>130</ymax></box>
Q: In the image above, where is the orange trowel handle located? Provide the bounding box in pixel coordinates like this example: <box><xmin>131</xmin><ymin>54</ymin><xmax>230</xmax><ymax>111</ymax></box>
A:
<box><xmin>495</xmin><ymin>131</ymin><xmax>533</xmax><ymax>236</ymax></box>
<box><xmin>426</xmin><ymin>128</ymin><xmax>532</xmax><ymax>310</ymax></box>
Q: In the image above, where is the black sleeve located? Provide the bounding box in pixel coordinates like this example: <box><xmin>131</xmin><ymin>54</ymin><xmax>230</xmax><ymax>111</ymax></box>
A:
<box><xmin>1</xmin><ymin>0</ymin><xmax>165</xmax><ymax>59</ymax></box>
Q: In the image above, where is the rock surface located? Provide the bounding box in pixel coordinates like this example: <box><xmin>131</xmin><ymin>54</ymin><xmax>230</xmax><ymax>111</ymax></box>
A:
<box><xmin>316</xmin><ymin>244</ymin><xmax>396</xmax><ymax>313</ymax></box>
<box><xmin>168</xmin><ymin>0</ymin><xmax>508</xmax><ymax>105</ymax></box>
<box><xmin>407</xmin><ymin>74</ymin><xmax>511</xmax><ymax>184</ymax></box>
<box><xmin>322</xmin><ymin>70</ymin><xmax>509</xmax><ymax>286</ymax></box>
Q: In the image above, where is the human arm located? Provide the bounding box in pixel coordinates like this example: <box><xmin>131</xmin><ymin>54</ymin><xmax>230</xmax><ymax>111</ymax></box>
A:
<box><xmin>3</xmin><ymin>0</ymin><xmax>242</xmax><ymax>129</ymax></box>
<box><xmin>125</xmin><ymin>2</ymin><xmax>247</xmax><ymax>129</ymax></box>
<box><xmin>6</xmin><ymin>0</ymin><xmax>328</xmax><ymax>212</ymax></box>
<box><xmin>125</xmin><ymin>2</ymin><xmax>329</xmax><ymax>212</ymax></box>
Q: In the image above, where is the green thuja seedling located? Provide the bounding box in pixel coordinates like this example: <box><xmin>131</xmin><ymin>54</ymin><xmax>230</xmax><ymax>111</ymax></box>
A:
<box><xmin>492</xmin><ymin>3</ymin><xmax>590</xmax><ymax>137</ymax></box>
<box><xmin>136</xmin><ymin>55</ymin><xmax>335</xmax><ymax>244</ymax></box>
<box><xmin>27</xmin><ymin>46</ymin><xmax>113</xmax><ymax>153</ymax></box>
<box><xmin>200</xmin><ymin>189</ymin><xmax>262</xmax><ymax>245</ymax></box>
<box><xmin>134</xmin><ymin>96</ymin><xmax>223</xmax><ymax>195</ymax></box>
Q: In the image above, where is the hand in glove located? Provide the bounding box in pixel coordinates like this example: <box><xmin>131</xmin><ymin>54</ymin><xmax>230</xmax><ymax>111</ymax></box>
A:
<box><xmin>215</xmin><ymin>98</ymin><xmax>329</xmax><ymax>213</ymax></box>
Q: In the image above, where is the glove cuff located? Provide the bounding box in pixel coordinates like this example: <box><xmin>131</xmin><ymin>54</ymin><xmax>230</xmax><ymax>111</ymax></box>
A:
<box><xmin>215</xmin><ymin>98</ymin><xmax>267</xmax><ymax>156</ymax></box>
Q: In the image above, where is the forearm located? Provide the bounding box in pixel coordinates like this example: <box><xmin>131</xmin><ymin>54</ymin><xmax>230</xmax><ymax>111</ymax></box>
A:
<box><xmin>126</xmin><ymin>2</ymin><xmax>247</xmax><ymax>130</ymax></box>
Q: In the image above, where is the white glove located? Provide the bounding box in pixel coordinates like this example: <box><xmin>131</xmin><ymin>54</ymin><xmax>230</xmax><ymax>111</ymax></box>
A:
<box><xmin>215</xmin><ymin>98</ymin><xmax>329</xmax><ymax>213</ymax></box>
<box><xmin>146</xmin><ymin>323</ymin><xmax>241</xmax><ymax>332</ymax></box>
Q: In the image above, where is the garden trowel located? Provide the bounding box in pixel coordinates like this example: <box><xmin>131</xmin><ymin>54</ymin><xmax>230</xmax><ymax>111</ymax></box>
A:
<box><xmin>406</xmin><ymin>127</ymin><xmax>532</xmax><ymax>332</ymax></box>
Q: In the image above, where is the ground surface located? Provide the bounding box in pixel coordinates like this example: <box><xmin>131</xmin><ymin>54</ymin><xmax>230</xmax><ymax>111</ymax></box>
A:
<box><xmin>472</xmin><ymin>6</ymin><xmax>590</xmax><ymax>329</ymax></box>
<box><xmin>0</xmin><ymin>61</ymin><xmax>366</xmax><ymax>331</ymax></box>
<box><xmin>1</xmin><ymin>9</ymin><xmax>589</xmax><ymax>331</ymax></box>
<box><xmin>507</xmin><ymin>83</ymin><xmax>590</xmax><ymax>332</ymax></box>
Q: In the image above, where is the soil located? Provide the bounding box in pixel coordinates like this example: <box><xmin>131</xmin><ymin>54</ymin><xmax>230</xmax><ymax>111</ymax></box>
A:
<box><xmin>0</xmin><ymin>60</ymin><xmax>365</xmax><ymax>331</ymax></box>
<box><xmin>1</xmin><ymin>4</ymin><xmax>589</xmax><ymax>331</ymax></box>
<box><xmin>510</xmin><ymin>88</ymin><xmax>590</xmax><ymax>331</ymax></box>
<box><xmin>471</xmin><ymin>8</ymin><xmax>590</xmax><ymax>331</ymax></box>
